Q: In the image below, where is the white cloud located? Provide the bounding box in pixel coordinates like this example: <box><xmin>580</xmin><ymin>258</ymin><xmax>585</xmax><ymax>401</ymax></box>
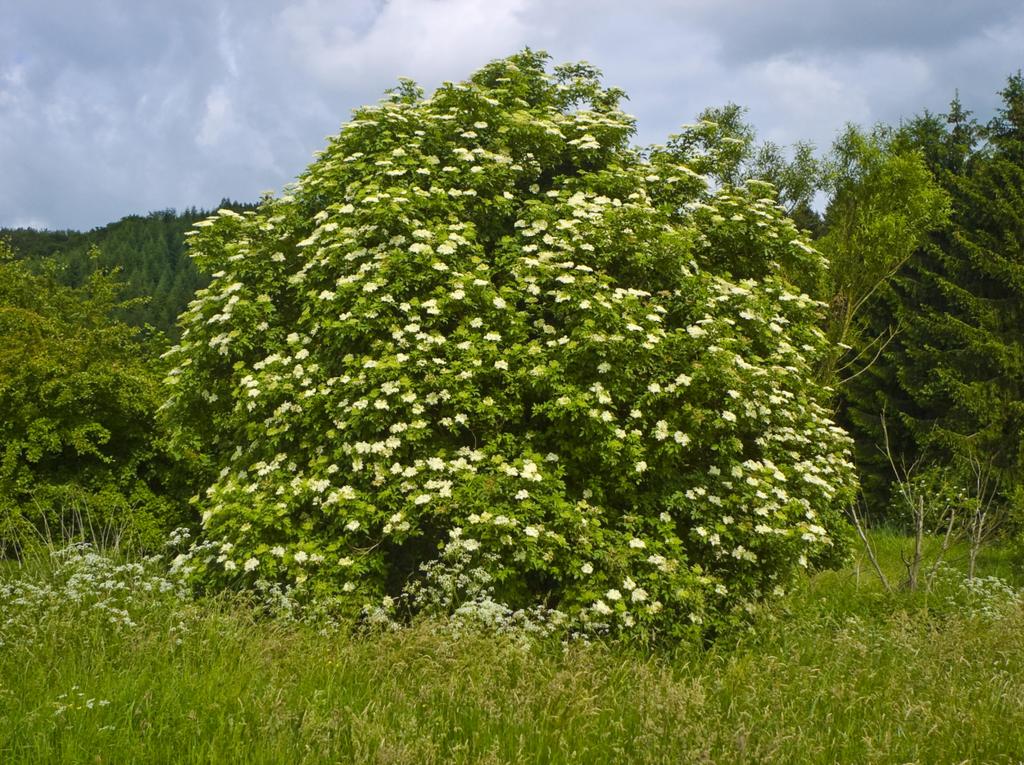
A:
<box><xmin>733</xmin><ymin>56</ymin><xmax>873</xmax><ymax>149</ymax></box>
<box><xmin>197</xmin><ymin>86</ymin><xmax>234</xmax><ymax>147</ymax></box>
<box><xmin>279</xmin><ymin>0</ymin><xmax>531</xmax><ymax>90</ymax></box>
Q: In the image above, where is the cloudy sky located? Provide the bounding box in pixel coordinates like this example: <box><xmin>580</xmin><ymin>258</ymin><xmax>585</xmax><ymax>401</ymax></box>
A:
<box><xmin>2</xmin><ymin>0</ymin><xmax>1022</xmax><ymax>231</ymax></box>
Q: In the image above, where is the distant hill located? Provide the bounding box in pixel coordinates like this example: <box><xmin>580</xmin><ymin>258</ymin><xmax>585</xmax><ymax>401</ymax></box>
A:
<box><xmin>2</xmin><ymin>200</ymin><xmax>256</xmax><ymax>336</ymax></box>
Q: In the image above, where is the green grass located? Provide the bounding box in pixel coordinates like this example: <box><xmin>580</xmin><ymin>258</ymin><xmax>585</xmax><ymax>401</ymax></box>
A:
<box><xmin>1</xmin><ymin>536</ymin><xmax>1022</xmax><ymax>764</ymax></box>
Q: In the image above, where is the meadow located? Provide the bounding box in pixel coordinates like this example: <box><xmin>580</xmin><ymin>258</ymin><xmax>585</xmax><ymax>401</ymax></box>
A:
<box><xmin>1</xmin><ymin>532</ymin><xmax>1021</xmax><ymax>764</ymax></box>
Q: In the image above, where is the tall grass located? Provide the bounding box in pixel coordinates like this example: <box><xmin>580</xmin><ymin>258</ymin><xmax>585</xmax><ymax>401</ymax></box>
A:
<box><xmin>0</xmin><ymin>535</ymin><xmax>1021</xmax><ymax>764</ymax></box>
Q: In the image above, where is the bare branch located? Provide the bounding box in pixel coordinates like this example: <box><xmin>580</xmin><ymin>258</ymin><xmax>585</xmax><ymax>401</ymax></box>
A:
<box><xmin>849</xmin><ymin>495</ymin><xmax>893</xmax><ymax>593</ymax></box>
<box><xmin>837</xmin><ymin>325</ymin><xmax>902</xmax><ymax>385</ymax></box>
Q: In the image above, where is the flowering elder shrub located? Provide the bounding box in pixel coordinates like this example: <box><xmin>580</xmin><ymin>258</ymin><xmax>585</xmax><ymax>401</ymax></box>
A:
<box><xmin>163</xmin><ymin>51</ymin><xmax>856</xmax><ymax>641</ymax></box>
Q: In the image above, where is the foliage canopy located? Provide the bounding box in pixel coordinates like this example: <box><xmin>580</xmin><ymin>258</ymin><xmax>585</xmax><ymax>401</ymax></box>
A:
<box><xmin>0</xmin><ymin>242</ymin><xmax>188</xmax><ymax>550</ymax></box>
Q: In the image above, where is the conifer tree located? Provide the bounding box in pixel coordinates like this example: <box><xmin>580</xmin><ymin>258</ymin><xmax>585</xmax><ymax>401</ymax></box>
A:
<box><xmin>845</xmin><ymin>76</ymin><xmax>1024</xmax><ymax>512</ymax></box>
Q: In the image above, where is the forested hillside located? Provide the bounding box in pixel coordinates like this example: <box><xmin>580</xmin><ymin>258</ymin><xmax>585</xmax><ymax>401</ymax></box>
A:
<box><xmin>2</xmin><ymin>201</ymin><xmax>255</xmax><ymax>335</ymax></box>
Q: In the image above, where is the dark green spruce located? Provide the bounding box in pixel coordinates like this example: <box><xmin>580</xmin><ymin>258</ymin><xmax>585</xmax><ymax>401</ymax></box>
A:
<box><xmin>843</xmin><ymin>76</ymin><xmax>1024</xmax><ymax>514</ymax></box>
